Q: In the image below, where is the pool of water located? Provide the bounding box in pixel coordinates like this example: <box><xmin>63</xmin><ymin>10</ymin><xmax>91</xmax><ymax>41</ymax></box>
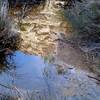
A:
<box><xmin>0</xmin><ymin>51</ymin><xmax>100</xmax><ymax>100</ymax></box>
<box><xmin>0</xmin><ymin>0</ymin><xmax>100</xmax><ymax>99</ymax></box>
<box><xmin>0</xmin><ymin>51</ymin><xmax>63</xmax><ymax>99</ymax></box>
<box><xmin>0</xmin><ymin>51</ymin><xmax>47</xmax><ymax>89</ymax></box>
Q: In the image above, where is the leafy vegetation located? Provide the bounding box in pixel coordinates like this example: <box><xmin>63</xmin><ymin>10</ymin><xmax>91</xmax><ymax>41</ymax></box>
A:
<box><xmin>64</xmin><ymin>0</ymin><xmax>100</xmax><ymax>37</ymax></box>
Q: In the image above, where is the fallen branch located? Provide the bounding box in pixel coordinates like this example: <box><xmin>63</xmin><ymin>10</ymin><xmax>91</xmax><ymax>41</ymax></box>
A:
<box><xmin>87</xmin><ymin>75</ymin><xmax>100</xmax><ymax>82</ymax></box>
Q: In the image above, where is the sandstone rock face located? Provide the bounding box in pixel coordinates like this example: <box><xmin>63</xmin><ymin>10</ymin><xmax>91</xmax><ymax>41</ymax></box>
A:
<box><xmin>8</xmin><ymin>0</ymin><xmax>46</xmax><ymax>7</ymax></box>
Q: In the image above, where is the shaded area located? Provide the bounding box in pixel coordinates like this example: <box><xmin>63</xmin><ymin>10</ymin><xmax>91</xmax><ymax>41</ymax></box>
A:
<box><xmin>8</xmin><ymin>0</ymin><xmax>46</xmax><ymax>7</ymax></box>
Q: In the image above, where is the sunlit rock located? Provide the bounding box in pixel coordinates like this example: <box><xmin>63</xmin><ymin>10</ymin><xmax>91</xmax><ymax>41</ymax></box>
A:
<box><xmin>9</xmin><ymin>0</ymin><xmax>72</xmax><ymax>56</ymax></box>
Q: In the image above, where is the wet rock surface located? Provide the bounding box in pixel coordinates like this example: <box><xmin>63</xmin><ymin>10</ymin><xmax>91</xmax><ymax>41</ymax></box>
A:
<box><xmin>9</xmin><ymin>0</ymin><xmax>71</xmax><ymax>56</ymax></box>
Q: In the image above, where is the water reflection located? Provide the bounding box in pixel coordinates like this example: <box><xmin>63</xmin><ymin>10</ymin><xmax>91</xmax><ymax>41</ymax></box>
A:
<box><xmin>9</xmin><ymin>0</ymin><xmax>72</xmax><ymax>56</ymax></box>
<box><xmin>0</xmin><ymin>51</ymin><xmax>56</xmax><ymax>99</ymax></box>
<box><xmin>0</xmin><ymin>51</ymin><xmax>100</xmax><ymax>100</ymax></box>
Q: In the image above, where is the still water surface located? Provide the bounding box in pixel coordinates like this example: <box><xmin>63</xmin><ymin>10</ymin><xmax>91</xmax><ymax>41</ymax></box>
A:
<box><xmin>0</xmin><ymin>51</ymin><xmax>100</xmax><ymax>100</ymax></box>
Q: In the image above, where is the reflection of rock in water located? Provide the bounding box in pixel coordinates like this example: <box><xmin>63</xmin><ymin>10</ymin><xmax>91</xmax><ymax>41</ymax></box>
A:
<box><xmin>0</xmin><ymin>29</ymin><xmax>21</xmax><ymax>72</ymax></box>
<box><xmin>0</xmin><ymin>0</ymin><xmax>21</xmax><ymax>52</ymax></box>
<box><xmin>0</xmin><ymin>30</ymin><xmax>21</xmax><ymax>51</ymax></box>
<box><xmin>9</xmin><ymin>0</ymin><xmax>72</xmax><ymax>56</ymax></box>
<box><xmin>0</xmin><ymin>0</ymin><xmax>9</xmax><ymax>20</ymax></box>
<box><xmin>0</xmin><ymin>94</ymin><xmax>18</xmax><ymax>100</ymax></box>
<box><xmin>8</xmin><ymin>0</ymin><xmax>46</xmax><ymax>7</ymax></box>
<box><xmin>0</xmin><ymin>53</ymin><xmax>16</xmax><ymax>73</ymax></box>
<box><xmin>0</xmin><ymin>18</ymin><xmax>21</xmax><ymax>72</ymax></box>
